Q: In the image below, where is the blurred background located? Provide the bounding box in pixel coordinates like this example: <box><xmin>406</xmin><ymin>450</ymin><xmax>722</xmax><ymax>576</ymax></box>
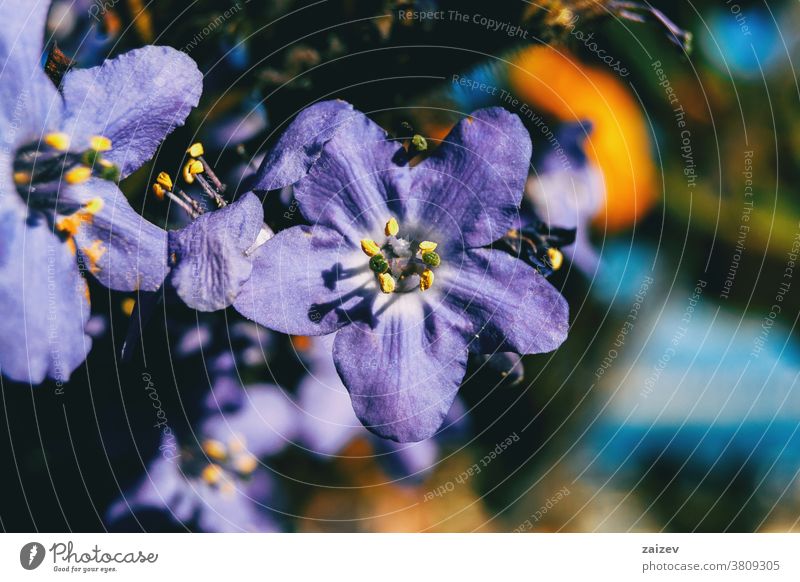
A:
<box><xmin>1</xmin><ymin>0</ymin><xmax>799</xmax><ymax>532</ymax></box>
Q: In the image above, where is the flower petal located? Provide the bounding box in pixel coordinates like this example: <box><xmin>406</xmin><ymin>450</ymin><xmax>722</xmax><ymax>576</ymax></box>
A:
<box><xmin>254</xmin><ymin>99</ymin><xmax>354</xmax><ymax>191</ymax></box>
<box><xmin>66</xmin><ymin>178</ymin><xmax>168</xmax><ymax>292</ymax></box>
<box><xmin>0</xmin><ymin>212</ymin><xmax>91</xmax><ymax>384</ymax></box>
<box><xmin>233</xmin><ymin>224</ymin><xmax>374</xmax><ymax>336</ymax></box>
<box><xmin>440</xmin><ymin>249</ymin><xmax>569</xmax><ymax>355</ymax></box>
<box><xmin>292</xmin><ymin>108</ymin><xmax>411</xmax><ymax>241</ymax></box>
<box><xmin>168</xmin><ymin>193</ymin><xmax>263</xmax><ymax>311</ymax></box>
<box><xmin>0</xmin><ymin>0</ymin><xmax>63</xmax><ymax>137</ymax></box>
<box><xmin>410</xmin><ymin>107</ymin><xmax>531</xmax><ymax>249</ymax></box>
<box><xmin>332</xmin><ymin>297</ymin><xmax>469</xmax><ymax>442</ymax></box>
<box><xmin>61</xmin><ymin>45</ymin><xmax>202</xmax><ymax>177</ymax></box>
<box><xmin>201</xmin><ymin>384</ymin><xmax>297</xmax><ymax>458</ymax></box>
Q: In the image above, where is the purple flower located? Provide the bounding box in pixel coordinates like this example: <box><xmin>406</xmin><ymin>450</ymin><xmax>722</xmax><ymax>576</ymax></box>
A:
<box><xmin>235</xmin><ymin>103</ymin><xmax>569</xmax><ymax>442</ymax></box>
<box><xmin>107</xmin><ymin>384</ymin><xmax>296</xmax><ymax>532</ymax></box>
<box><xmin>525</xmin><ymin>122</ymin><xmax>604</xmax><ymax>275</ymax></box>
<box><xmin>0</xmin><ymin>1</ymin><xmax>202</xmax><ymax>383</ymax></box>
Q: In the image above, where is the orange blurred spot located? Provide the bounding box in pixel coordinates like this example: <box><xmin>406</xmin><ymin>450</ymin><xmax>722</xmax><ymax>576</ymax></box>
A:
<box><xmin>508</xmin><ymin>46</ymin><xmax>656</xmax><ymax>231</ymax></box>
<box><xmin>290</xmin><ymin>335</ymin><xmax>313</xmax><ymax>353</ymax></box>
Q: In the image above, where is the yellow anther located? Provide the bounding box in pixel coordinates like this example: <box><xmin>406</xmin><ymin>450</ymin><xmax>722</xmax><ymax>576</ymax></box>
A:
<box><xmin>378</xmin><ymin>273</ymin><xmax>396</xmax><ymax>293</ymax></box>
<box><xmin>182</xmin><ymin>160</ymin><xmax>203</xmax><ymax>184</ymax></box>
<box><xmin>187</xmin><ymin>142</ymin><xmax>205</xmax><ymax>157</ymax></box>
<box><xmin>385</xmin><ymin>217</ymin><xmax>399</xmax><ymax>237</ymax></box>
<box><xmin>360</xmin><ymin>239</ymin><xmax>381</xmax><ymax>257</ymax></box>
<box><xmin>201</xmin><ymin>463</ymin><xmax>224</xmax><ymax>486</ymax></box>
<box><xmin>418</xmin><ymin>241</ymin><xmax>438</xmax><ymax>253</ymax></box>
<box><xmin>202</xmin><ymin>439</ymin><xmax>228</xmax><ymax>461</ymax></box>
<box><xmin>188</xmin><ymin>159</ymin><xmax>204</xmax><ymax>175</ymax></box>
<box><xmin>233</xmin><ymin>453</ymin><xmax>258</xmax><ymax>475</ymax></box>
<box><xmin>44</xmin><ymin>132</ymin><xmax>70</xmax><ymax>151</ymax></box>
<box><xmin>547</xmin><ymin>248</ymin><xmax>564</xmax><ymax>271</ymax></box>
<box><xmin>84</xmin><ymin>197</ymin><xmax>104</xmax><ymax>215</ymax></box>
<box><xmin>419</xmin><ymin>269</ymin><xmax>434</xmax><ymax>292</ymax></box>
<box><xmin>13</xmin><ymin>171</ymin><xmax>30</xmax><ymax>185</ymax></box>
<box><xmin>64</xmin><ymin>166</ymin><xmax>92</xmax><ymax>185</ymax></box>
<box><xmin>120</xmin><ymin>297</ymin><xmax>136</xmax><ymax>317</ymax></box>
<box><xmin>89</xmin><ymin>135</ymin><xmax>112</xmax><ymax>152</ymax></box>
<box><xmin>82</xmin><ymin>239</ymin><xmax>106</xmax><ymax>274</ymax></box>
<box><xmin>156</xmin><ymin>172</ymin><xmax>173</xmax><ymax>191</ymax></box>
<box><xmin>152</xmin><ymin>183</ymin><xmax>166</xmax><ymax>200</ymax></box>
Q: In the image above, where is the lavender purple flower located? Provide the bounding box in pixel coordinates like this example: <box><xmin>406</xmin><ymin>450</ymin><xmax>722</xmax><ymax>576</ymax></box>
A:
<box><xmin>234</xmin><ymin>102</ymin><xmax>569</xmax><ymax>442</ymax></box>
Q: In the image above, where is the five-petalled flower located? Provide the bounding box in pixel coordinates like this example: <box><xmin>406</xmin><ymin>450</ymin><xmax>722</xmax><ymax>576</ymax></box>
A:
<box><xmin>0</xmin><ymin>2</ymin><xmax>202</xmax><ymax>383</ymax></box>
<box><xmin>234</xmin><ymin>101</ymin><xmax>569</xmax><ymax>442</ymax></box>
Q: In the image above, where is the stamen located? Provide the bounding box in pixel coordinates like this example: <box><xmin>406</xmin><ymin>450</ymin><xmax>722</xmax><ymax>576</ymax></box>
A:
<box><xmin>369</xmin><ymin>254</ymin><xmax>389</xmax><ymax>274</ymax></box>
<box><xmin>547</xmin><ymin>248</ymin><xmax>564</xmax><ymax>271</ymax></box>
<box><xmin>89</xmin><ymin>135</ymin><xmax>112</xmax><ymax>152</ymax></box>
<box><xmin>411</xmin><ymin>134</ymin><xmax>428</xmax><ymax>152</ymax></box>
<box><xmin>64</xmin><ymin>166</ymin><xmax>92</xmax><ymax>185</ymax></box>
<box><xmin>13</xmin><ymin>171</ymin><xmax>30</xmax><ymax>185</ymax></box>
<box><xmin>378</xmin><ymin>273</ymin><xmax>396</xmax><ymax>293</ymax></box>
<box><xmin>421</xmin><ymin>251</ymin><xmax>440</xmax><ymax>267</ymax></box>
<box><xmin>385</xmin><ymin>217</ymin><xmax>399</xmax><ymax>237</ymax></box>
<box><xmin>156</xmin><ymin>172</ymin><xmax>174</xmax><ymax>190</ymax></box>
<box><xmin>152</xmin><ymin>183</ymin><xmax>166</xmax><ymax>200</ymax></box>
<box><xmin>202</xmin><ymin>439</ymin><xmax>228</xmax><ymax>461</ymax></box>
<box><xmin>360</xmin><ymin>239</ymin><xmax>381</xmax><ymax>257</ymax></box>
<box><xmin>44</xmin><ymin>132</ymin><xmax>70</xmax><ymax>151</ymax></box>
<box><xmin>418</xmin><ymin>241</ymin><xmax>437</xmax><ymax>253</ymax></box>
<box><xmin>232</xmin><ymin>453</ymin><xmax>258</xmax><ymax>475</ymax></box>
<box><xmin>201</xmin><ymin>463</ymin><xmax>224</xmax><ymax>486</ymax></box>
<box><xmin>182</xmin><ymin>159</ymin><xmax>203</xmax><ymax>184</ymax></box>
<box><xmin>419</xmin><ymin>268</ymin><xmax>434</xmax><ymax>292</ymax></box>
<box><xmin>186</xmin><ymin>143</ymin><xmax>205</xmax><ymax>158</ymax></box>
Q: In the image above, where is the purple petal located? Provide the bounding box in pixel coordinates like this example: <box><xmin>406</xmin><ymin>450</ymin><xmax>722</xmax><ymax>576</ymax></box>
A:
<box><xmin>60</xmin><ymin>45</ymin><xmax>202</xmax><ymax>177</ymax></box>
<box><xmin>292</xmin><ymin>108</ymin><xmax>411</xmax><ymax>242</ymax></box>
<box><xmin>254</xmin><ymin>99</ymin><xmax>354</xmax><ymax>191</ymax></box>
<box><xmin>233</xmin><ymin>224</ymin><xmax>373</xmax><ymax>336</ymax></box>
<box><xmin>333</xmin><ymin>297</ymin><xmax>469</xmax><ymax>442</ymax></box>
<box><xmin>195</xmin><ymin>471</ymin><xmax>280</xmax><ymax>533</ymax></box>
<box><xmin>65</xmin><ymin>178</ymin><xmax>167</xmax><ymax>292</ymax></box>
<box><xmin>440</xmin><ymin>249</ymin><xmax>569</xmax><ymax>355</ymax></box>
<box><xmin>201</xmin><ymin>384</ymin><xmax>297</xmax><ymax>458</ymax></box>
<box><xmin>296</xmin><ymin>336</ymin><xmax>363</xmax><ymax>456</ymax></box>
<box><xmin>0</xmin><ymin>212</ymin><xmax>91</xmax><ymax>384</ymax></box>
<box><xmin>106</xmin><ymin>455</ymin><xmax>184</xmax><ymax>525</ymax></box>
<box><xmin>409</xmin><ymin>108</ymin><xmax>531</xmax><ymax>249</ymax></box>
<box><xmin>168</xmin><ymin>193</ymin><xmax>263</xmax><ymax>311</ymax></box>
<box><xmin>0</xmin><ymin>0</ymin><xmax>63</xmax><ymax>139</ymax></box>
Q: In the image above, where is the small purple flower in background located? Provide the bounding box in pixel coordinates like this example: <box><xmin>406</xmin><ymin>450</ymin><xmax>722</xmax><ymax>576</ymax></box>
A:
<box><xmin>107</xmin><ymin>384</ymin><xmax>297</xmax><ymax>532</ymax></box>
<box><xmin>0</xmin><ymin>1</ymin><xmax>202</xmax><ymax>384</ymax></box>
<box><xmin>235</xmin><ymin>102</ymin><xmax>569</xmax><ymax>442</ymax></box>
<box><xmin>524</xmin><ymin>122</ymin><xmax>604</xmax><ymax>275</ymax></box>
<box><xmin>296</xmin><ymin>335</ymin><xmax>467</xmax><ymax>481</ymax></box>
